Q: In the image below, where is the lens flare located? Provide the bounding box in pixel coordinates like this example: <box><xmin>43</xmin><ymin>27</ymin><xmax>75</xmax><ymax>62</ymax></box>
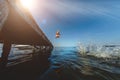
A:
<box><xmin>20</xmin><ymin>0</ymin><xmax>34</xmax><ymax>9</ymax></box>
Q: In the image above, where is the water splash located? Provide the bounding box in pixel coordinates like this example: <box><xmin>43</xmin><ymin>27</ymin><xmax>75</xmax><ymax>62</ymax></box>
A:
<box><xmin>77</xmin><ymin>43</ymin><xmax>120</xmax><ymax>59</ymax></box>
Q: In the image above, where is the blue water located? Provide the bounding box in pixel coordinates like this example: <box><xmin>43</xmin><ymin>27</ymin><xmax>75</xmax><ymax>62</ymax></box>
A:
<box><xmin>40</xmin><ymin>47</ymin><xmax>120</xmax><ymax>80</ymax></box>
<box><xmin>0</xmin><ymin>46</ymin><xmax>120</xmax><ymax>80</ymax></box>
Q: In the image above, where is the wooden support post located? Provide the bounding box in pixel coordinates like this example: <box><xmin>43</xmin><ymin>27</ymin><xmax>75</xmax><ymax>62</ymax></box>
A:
<box><xmin>47</xmin><ymin>46</ymin><xmax>50</xmax><ymax>52</ymax></box>
<box><xmin>32</xmin><ymin>45</ymin><xmax>36</xmax><ymax>57</ymax></box>
<box><xmin>0</xmin><ymin>40</ymin><xmax>11</xmax><ymax>68</ymax></box>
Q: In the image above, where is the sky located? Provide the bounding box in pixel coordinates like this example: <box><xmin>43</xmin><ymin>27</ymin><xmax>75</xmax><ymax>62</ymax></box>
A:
<box><xmin>29</xmin><ymin>0</ymin><xmax>120</xmax><ymax>47</ymax></box>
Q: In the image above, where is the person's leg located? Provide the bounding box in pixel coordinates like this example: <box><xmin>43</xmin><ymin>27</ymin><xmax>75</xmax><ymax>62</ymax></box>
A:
<box><xmin>1</xmin><ymin>41</ymin><xmax>11</xmax><ymax>68</ymax></box>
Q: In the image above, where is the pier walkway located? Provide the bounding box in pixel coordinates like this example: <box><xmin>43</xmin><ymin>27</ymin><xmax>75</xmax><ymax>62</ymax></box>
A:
<box><xmin>0</xmin><ymin>0</ymin><xmax>53</xmax><ymax>67</ymax></box>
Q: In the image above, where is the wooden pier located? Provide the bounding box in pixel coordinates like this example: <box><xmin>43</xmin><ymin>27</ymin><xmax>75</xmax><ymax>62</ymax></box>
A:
<box><xmin>0</xmin><ymin>0</ymin><xmax>53</xmax><ymax>68</ymax></box>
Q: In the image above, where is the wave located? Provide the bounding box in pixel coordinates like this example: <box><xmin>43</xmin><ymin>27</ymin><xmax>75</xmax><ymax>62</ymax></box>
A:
<box><xmin>77</xmin><ymin>43</ymin><xmax>120</xmax><ymax>58</ymax></box>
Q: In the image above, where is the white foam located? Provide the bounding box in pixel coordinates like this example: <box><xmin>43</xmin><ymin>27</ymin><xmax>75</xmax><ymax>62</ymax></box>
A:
<box><xmin>77</xmin><ymin>43</ymin><xmax>120</xmax><ymax>58</ymax></box>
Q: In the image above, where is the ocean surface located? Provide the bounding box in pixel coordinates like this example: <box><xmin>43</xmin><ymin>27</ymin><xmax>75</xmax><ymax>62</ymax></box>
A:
<box><xmin>40</xmin><ymin>47</ymin><xmax>120</xmax><ymax>80</ymax></box>
<box><xmin>0</xmin><ymin>45</ymin><xmax>120</xmax><ymax>80</ymax></box>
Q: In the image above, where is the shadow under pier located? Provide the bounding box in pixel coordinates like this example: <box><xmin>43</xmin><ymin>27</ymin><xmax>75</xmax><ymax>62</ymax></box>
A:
<box><xmin>0</xmin><ymin>46</ymin><xmax>53</xmax><ymax>80</ymax></box>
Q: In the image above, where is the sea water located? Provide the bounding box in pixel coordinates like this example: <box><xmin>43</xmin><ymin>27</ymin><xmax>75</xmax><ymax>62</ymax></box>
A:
<box><xmin>0</xmin><ymin>44</ymin><xmax>33</xmax><ymax>65</ymax></box>
<box><xmin>0</xmin><ymin>45</ymin><xmax>120</xmax><ymax>80</ymax></box>
<box><xmin>40</xmin><ymin>47</ymin><xmax>120</xmax><ymax>80</ymax></box>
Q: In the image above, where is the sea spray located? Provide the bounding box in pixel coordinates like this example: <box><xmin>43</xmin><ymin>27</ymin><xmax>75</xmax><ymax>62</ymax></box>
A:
<box><xmin>77</xmin><ymin>43</ymin><xmax>120</xmax><ymax>59</ymax></box>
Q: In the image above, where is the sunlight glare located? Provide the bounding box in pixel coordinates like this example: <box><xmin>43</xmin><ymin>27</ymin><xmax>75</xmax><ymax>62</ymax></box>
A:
<box><xmin>20</xmin><ymin>0</ymin><xmax>34</xmax><ymax>9</ymax></box>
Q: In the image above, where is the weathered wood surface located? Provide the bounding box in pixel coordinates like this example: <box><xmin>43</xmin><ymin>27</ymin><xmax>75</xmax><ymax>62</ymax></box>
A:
<box><xmin>0</xmin><ymin>0</ymin><xmax>53</xmax><ymax>47</ymax></box>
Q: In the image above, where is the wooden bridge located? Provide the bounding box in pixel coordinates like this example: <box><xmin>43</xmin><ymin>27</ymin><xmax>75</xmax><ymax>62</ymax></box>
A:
<box><xmin>0</xmin><ymin>0</ymin><xmax>53</xmax><ymax>67</ymax></box>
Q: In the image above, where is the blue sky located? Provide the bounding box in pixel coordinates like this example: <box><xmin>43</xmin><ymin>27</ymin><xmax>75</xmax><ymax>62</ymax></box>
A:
<box><xmin>29</xmin><ymin>0</ymin><xmax>120</xmax><ymax>47</ymax></box>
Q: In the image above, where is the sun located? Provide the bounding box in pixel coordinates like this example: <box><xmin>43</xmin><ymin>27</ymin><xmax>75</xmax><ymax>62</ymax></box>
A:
<box><xmin>20</xmin><ymin>0</ymin><xmax>34</xmax><ymax>9</ymax></box>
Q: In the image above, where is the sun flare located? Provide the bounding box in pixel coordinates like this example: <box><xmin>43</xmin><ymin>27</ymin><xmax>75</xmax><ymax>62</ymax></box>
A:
<box><xmin>20</xmin><ymin>0</ymin><xmax>34</xmax><ymax>9</ymax></box>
